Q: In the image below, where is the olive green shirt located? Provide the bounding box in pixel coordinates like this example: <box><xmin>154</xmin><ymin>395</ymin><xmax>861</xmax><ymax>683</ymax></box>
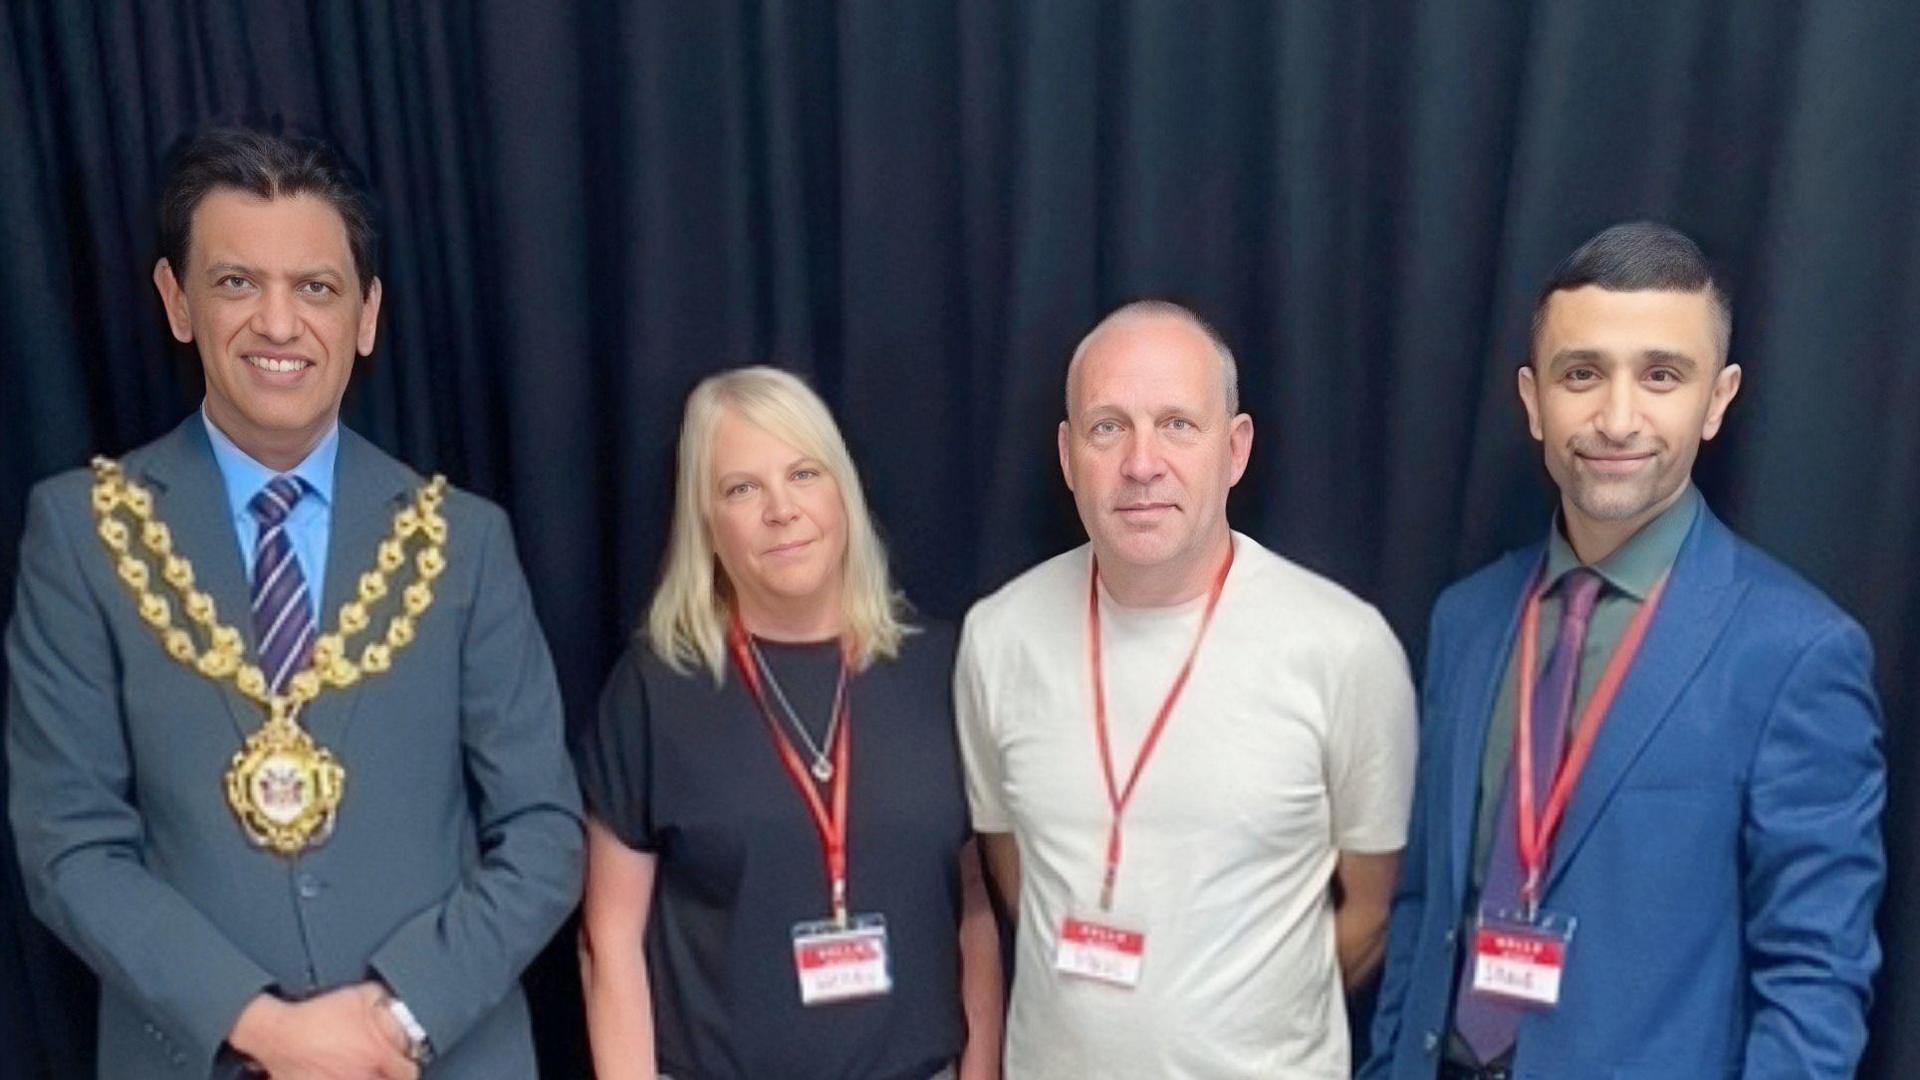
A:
<box><xmin>1468</xmin><ymin>484</ymin><xmax>1701</xmax><ymax>889</ymax></box>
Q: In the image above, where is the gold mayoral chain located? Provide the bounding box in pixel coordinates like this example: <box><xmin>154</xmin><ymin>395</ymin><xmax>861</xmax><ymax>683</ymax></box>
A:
<box><xmin>88</xmin><ymin>456</ymin><xmax>449</xmax><ymax>856</ymax></box>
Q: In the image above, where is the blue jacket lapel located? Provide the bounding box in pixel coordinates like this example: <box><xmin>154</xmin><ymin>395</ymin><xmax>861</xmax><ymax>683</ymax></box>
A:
<box><xmin>1542</xmin><ymin>506</ymin><xmax>1745</xmax><ymax>894</ymax></box>
<box><xmin>137</xmin><ymin>417</ymin><xmax>258</xmax><ymax>741</ymax></box>
<box><xmin>1446</xmin><ymin>548</ymin><xmax>1539</xmax><ymax>905</ymax></box>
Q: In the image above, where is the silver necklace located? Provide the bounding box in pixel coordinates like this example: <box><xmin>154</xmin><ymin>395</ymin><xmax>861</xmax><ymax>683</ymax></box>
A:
<box><xmin>747</xmin><ymin>638</ymin><xmax>846</xmax><ymax>782</ymax></box>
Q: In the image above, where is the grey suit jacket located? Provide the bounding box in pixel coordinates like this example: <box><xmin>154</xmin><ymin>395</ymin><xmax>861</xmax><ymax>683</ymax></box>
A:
<box><xmin>5</xmin><ymin>417</ymin><xmax>585</xmax><ymax>1078</ymax></box>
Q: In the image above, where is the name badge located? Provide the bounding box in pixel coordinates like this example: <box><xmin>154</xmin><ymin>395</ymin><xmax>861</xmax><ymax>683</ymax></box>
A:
<box><xmin>791</xmin><ymin>914</ymin><xmax>892</xmax><ymax>1006</ymax></box>
<box><xmin>1054</xmin><ymin>911</ymin><xmax>1146</xmax><ymax>988</ymax></box>
<box><xmin>1470</xmin><ymin>909</ymin><xmax>1575</xmax><ymax>1008</ymax></box>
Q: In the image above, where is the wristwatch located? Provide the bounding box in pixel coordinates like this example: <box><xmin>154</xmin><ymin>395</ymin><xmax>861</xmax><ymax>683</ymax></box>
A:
<box><xmin>384</xmin><ymin>996</ymin><xmax>433</xmax><ymax>1064</ymax></box>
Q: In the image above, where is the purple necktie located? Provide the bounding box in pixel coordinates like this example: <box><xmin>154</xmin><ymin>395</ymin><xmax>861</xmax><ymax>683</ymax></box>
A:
<box><xmin>249</xmin><ymin>476</ymin><xmax>315</xmax><ymax>696</ymax></box>
<box><xmin>1453</xmin><ymin>568</ymin><xmax>1605</xmax><ymax>1063</ymax></box>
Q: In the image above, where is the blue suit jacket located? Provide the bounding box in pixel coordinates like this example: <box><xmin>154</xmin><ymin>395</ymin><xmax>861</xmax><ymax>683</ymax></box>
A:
<box><xmin>1363</xmin><ymin>505</ymin><xmax>1883</xmax><ymax>1080</ymax></box>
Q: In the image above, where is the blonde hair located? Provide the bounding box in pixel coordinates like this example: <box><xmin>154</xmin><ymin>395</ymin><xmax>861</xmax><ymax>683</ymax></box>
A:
<box><xmin>646</xmin><ymin>365</ymin><xmax>912</xmax><ymax>681</ymax></box>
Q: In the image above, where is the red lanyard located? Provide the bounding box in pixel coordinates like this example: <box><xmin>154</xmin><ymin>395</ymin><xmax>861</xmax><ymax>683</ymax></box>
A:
<box><xmin>1513</xmin><ymin>570</ymin><xmax>1669</xmax><ymax>917</ymax></box>
<box><xmin>727</xmin><ymin>614</ymin><xmax>854</xmax><ymax>926</ymax></box>
<box><xmin>1087</xmin><ymin>543</ymin><xmax>1235</xmax><ymax>910</ymax></box>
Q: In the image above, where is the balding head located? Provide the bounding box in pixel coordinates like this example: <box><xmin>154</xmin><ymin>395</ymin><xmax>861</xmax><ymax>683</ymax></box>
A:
<box><xmin>1065</xmin><ymin>300</ymin><xmax>1239</xmax><ymax>420</ymax></box>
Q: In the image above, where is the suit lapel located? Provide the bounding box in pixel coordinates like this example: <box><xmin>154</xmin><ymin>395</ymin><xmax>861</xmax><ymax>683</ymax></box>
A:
<box><xmin>299</xmin><ymin>427</ymin><xmax>415</xmax><ymax>744</ymax></box>
<box><xmin>1543</xmin><ymin>508</ymin><xmax>1744</xmax><ymax>894</ymax></box>
<box><xmin>138</xmin><ymin>418</ymin><xmax>260</xmax><ymax>740</ymax></box>
<box><xmin>1446</xmin><ymin>549</ymin><xmax>1539</xmax><ymax>905</ymax></box>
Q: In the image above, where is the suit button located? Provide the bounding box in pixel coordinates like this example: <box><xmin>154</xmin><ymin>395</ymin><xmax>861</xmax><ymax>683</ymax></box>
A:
<box><xmin>1444</xmin><ymin>927</ymin><xmax>1458</xmax><ymax>946</ymax></box>
<box><xmin>1424</xmin><ymin>1030</ymin><xmax>1440</xmax><ymax>1054</ymax></box>
<box><xmin>297</xmin><ymin>873</ymin><xmax>323</xmax><ymax>899</ymax></box>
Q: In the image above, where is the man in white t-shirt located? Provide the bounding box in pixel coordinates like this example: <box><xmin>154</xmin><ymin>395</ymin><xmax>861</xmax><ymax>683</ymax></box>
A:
<box><xmin>956</xmin><ymin>300</ymin><xmax>1417</xmax><ymax>1078</ymax></box>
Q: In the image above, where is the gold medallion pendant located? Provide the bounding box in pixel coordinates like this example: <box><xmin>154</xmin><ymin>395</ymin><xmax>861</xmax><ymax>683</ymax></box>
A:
<box><xmin>90</xmin><ymin>457</ymin><xmax>448</xmax><ymax>857</ymax></box>
<box><xmin>224</xmin><ymin>703</ymin><xmax>347</xmax><ymax>855</ymax></box>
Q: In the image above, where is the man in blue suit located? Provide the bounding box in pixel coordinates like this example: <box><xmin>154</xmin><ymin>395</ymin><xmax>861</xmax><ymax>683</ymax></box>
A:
<box><xmin>1364</xmin><ymin>222</ymin><xmax>1884</xmax><ymax>1080</ymax></box>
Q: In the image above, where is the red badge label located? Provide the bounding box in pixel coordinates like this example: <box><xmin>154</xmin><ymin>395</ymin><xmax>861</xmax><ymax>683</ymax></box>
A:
<box><xmin>1471</xmin><ymin>924</ymin><xmax>1566</xmax><ymax>1006</ymax></box>
<box><xmin>1055</xmin><ymin>914</ymin><xmax>1147</xmax><ymax>988</ymax></box>
<box><xmin>792</xmin><ymin>915</ymin><xmax>892</xmax><ymax>1006</ymax></box>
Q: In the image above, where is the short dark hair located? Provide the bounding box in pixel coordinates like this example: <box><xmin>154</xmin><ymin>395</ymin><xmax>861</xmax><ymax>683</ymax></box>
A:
<box><xmin>1529</xmin><ymin>221</ymin><xmax>1731</xmax><ymax>365</ymax></box>
<box><xmin>158</xmin><ymin>127</ymin><xmax>378</xmax><ymax>295</ymax></box>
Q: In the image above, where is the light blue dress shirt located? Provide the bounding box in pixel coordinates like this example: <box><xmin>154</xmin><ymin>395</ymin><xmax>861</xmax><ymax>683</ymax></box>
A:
<box><xmin>201</xmin><ymin>407</ymin><xmax>338</xmax><ymax>621</ymax></box>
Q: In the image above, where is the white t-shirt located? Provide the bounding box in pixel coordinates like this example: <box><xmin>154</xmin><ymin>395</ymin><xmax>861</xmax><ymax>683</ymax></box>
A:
<box><xmin>956</xmin><ymin>533</ymin><xmax>1417</xmax><ymax>1079</ymax></box>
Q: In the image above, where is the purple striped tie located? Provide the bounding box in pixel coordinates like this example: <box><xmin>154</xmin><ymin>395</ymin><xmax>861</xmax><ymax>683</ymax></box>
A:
<box><xmin>249</xmin><ymin>476</ymin><xmax>315</xmax><ymax>696</ymax></box>
<box><xmin>1453</xmin><ymin>568</ymin><xmax>1605</xmax><ymax>1063</ymax></box>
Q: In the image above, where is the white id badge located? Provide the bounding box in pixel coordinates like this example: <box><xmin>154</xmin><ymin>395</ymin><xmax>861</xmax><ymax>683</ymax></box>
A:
<box><xmin>1470</xmin><ymin>908</ymin><xmax>1576</xmax><ymax>1008</ymax></box>
<box><xmin>791</xmin><ymin>913</ymin><xmax>892</xmax><ymax>1006</ymax></box>
<box><xmin>1053</xmin><ymin>908</ymin><xmax>1147</xmax><ymax>989</ymax></box>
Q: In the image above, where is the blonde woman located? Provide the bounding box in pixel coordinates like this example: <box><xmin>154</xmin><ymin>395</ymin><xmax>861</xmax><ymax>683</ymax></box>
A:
<box><xmin>576</xmin><ymin>367</ymin><xmax>1002</xmax><ymax>1080</ymax></box>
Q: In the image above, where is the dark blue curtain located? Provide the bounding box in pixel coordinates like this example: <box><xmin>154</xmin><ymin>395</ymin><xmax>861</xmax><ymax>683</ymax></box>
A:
<box><xmin>3</xmin><ymin>3</ymin><xmax>1915</xmax><ymax>1076</ymax></box>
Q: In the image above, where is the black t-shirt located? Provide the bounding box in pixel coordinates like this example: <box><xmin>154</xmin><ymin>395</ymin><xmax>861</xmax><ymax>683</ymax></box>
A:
<box><xmin>575</xmin><ymin>623</ymin><xmax>970</xmax><ymax>1080</ymax></box>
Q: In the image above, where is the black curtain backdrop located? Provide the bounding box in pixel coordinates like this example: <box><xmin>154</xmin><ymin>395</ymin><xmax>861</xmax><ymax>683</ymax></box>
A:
<box><xmin>2</xmin><ymin>2</ymin><xmax>1915</xmax><ymax>1077</ymax></box>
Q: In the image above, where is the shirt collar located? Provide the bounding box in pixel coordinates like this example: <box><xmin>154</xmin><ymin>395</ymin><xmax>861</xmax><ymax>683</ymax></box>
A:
<box><xmin>201</xmin><ymin>405</ymin><xmax>340</xmax><ymax>521</ymax></box>
<box><xmin>1544</xmin><ymin>483</ymin><xmax>1699</xmax><ymax>600</ymax></box>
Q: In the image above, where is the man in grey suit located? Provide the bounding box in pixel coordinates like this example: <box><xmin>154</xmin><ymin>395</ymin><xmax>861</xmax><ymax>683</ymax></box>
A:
<box><xmin>5</xmin><ymin>128</ymin><xmax>583</xmax><ymax>1077</ymax></box>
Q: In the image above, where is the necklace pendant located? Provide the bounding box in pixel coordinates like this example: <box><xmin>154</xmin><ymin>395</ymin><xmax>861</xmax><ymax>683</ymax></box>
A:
<box><xmin>810</xmin><ymin>758</ymin><xmax>834</xmax><ymax>783</ymax></box>
<box><xmin>224</xmin><ymin>719</ymin><xmax>346</xmax><ymax>856</ymax></box>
